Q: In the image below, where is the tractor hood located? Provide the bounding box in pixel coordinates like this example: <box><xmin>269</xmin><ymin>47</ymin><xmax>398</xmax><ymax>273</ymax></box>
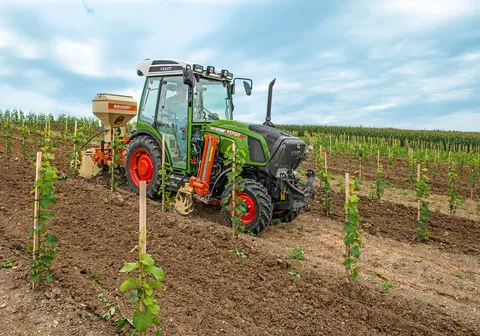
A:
<box><xmin>207</xmin><ymin>120</ymin><xmax>306</xmax><ymax>176</ymax></box>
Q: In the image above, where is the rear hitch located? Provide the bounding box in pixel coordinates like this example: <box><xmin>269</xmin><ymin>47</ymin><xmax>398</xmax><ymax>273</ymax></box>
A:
<box><xmin>303</xmin><ymin>169</ymin><xmax>316</xmax><ymax>200</ymax></box>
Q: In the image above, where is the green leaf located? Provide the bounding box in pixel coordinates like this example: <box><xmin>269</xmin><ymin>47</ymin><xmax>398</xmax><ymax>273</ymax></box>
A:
<box><xmin>140</xmin><ymin>254</ymin><xmax>155</xmax><ymax>266</ymax></box>
<box><xmin>120</xmin><ymin>262</ymin><xmax>139</xmax><ymax>273</ymax></box>
<box><xmin>344</xmin><ymin>235</ymin><xmax>355</xmax><ymax>246</ymax></box>
<box><xmin>343</xmin><ymin>257</ymin><xmax>355</xmax><ymax>269</ymax></box>
<box><xmin>129</xmin><ymin>288</ymin><xmax>143</xmax><ymax>302</ymax></box>
<box><xmin>132</xmin><ymin>310</ymin><xmax>153</xmax><ymax>332</ymax></box>
<box><xmin>143</xmin><ymin>296</ymin><xmax>154</xmax><ymax>306</ymax></box>
<box><xmin>349</xmin><ymin>267</ymin><xmax>360</xmax><ymax>280</ymax></box>
<box><xmin>148</xmin><ymin>303</ymin><xmax>160</xmax><ymax>315</ymax></box>
<box><xmin>45</xmin><ymin>233</ymin><xmax>58</xmax><ymax>248</ymax></box>
<box><xmin>30</xmin><ymin>273</ymin><xmax>41</xmax><ymax>283</ymax></box>
<box><xmin>120</xmin><ymin>276</ymin><xmax>139</xmax><ymax>292</ymax></box>
<box><xmin>351</xmin><ymin>245</ymin><xmax>361</xmax><ymax>258</ymax></box>
<box><xmin>144</xmin><ymin>265</ymin><xmax>164</xmax><ymax>281</ymax></box>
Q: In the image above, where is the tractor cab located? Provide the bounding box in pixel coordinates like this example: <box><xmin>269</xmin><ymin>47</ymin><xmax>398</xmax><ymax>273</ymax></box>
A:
<box><xmin>134</xmin><ymin>59</ymin><xmax>249</xmax><ymax>172</ymax></box>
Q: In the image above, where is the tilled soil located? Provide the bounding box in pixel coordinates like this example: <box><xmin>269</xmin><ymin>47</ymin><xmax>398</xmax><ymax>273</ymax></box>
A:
<box><xmin>0</xmin><ymin>140</ymin><xmax>479</xmax><ymax>335</ymax></box>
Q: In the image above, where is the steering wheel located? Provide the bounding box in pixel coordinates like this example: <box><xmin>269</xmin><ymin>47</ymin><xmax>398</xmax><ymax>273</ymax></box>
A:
<box><xmin>203</xmin><ymin>106</ymin><xmax>219</xmax><ymax>120</ymax></box>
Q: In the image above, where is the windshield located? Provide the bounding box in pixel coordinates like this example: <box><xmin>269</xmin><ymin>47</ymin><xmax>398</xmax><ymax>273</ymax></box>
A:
<box><xmin>193</xmin><ymin>77</ymin><xmax>232</xmax><ymax>122</ymax></box>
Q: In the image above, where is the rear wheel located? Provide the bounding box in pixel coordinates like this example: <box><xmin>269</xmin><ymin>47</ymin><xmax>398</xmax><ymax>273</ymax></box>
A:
<box><xmin>125</xmin><ymin>135</ymin><xmax>162</xmax><ymax>198</ymax></box>
<box><xmin>221</xmin><ymin>179</ymin><xmax>273</xmax><ymax>234</ymax></box>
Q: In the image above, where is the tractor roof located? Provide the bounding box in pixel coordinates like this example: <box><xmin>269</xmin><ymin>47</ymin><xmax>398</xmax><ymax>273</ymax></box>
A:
<box><xmin>136</xmin><ymin>59</ymin><xmax>232</xmax><ymax>80</ymax></box>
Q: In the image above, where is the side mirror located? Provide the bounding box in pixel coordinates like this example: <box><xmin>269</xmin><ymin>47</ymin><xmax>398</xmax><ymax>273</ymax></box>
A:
<box><xmin>232</xmin><ymin>77</ymin><xmax>253</xmax><ymax>96</ymax></box>
<box><xmin>243</xmin><ymin>81</ymin><xmax>252</xmax><ymax>96</ymax></box>
<box><xmin>183</xmin><ymin>68</ymin><xmax>195</xmax><ymax>87</ymax></box>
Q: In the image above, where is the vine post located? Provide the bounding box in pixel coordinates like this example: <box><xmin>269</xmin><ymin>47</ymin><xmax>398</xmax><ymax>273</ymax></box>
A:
<box><xmin>324</xmin><ymin>151</ymin><xmax>328</xmax><ymax>173</ymax></box>
<box><xmin>377</xmin><ymin>149</ymin><xmax>380</xmax><ymax>171</ymax></box>
<box><xmin>161</xmin><ymin>134</ymin><xmax>165</xmax><ymax>213</ymax></box>
<box><xmin>110</xmin><ymin>130</ymin><xmax>115</xmax><ymax>192</ymax></box>
<box><xmin>139</xmin><ymin>180</ymin><xmax>147</xmax><ymax>320</ymax></box>
<box><xmin>417</xmin><ymin>163</ymin><xmax>421</xmax><ymax>221</ymax></box>
<box><xmin>32</xmin><ymin>151</ymin><xmax>42</xmax><ymax>290</ymax></box>
<box><xmin>345</xmin><ymin>173</ymin><xmax>350</xmax><ymax>215</ymax></box>
<box><xmin>329</xmin><ymin>134</ymin><xmax>332</xmax><ymax>155</ymax></box>
<box><xmin>73</xmin><ymin>120</ymin><xmax>78</xmax><ymax>171</ymax></box>
<box><xmin>231</xmin><ymin>142</ymin><xmax>236</xmax><ymax>238</ymax></box>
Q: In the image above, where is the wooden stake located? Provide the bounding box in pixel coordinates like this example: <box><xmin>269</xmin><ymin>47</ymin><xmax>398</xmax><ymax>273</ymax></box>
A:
<box><xmin>377</xmin><ymin>149</ymin><xmax>380</xmax><ymax>171</ymax></box>
<box><xmin>345</xmin><ymin>173</ymin><xmax>350</xmax><ymax>217</ymax></box>
<box><xmin>161</xmin><ymin>134</ymin><xmax>165</xmax><ymax>212</ymax></box>
<box><xmin>110</xmin><ymin>130</ymin><xmax>115</xmax><ymax>192</ymax></box>
<box><xmin>138</xmin><ymin>180</ymin><xmax>147</xmax><ymax>321</ymax></box>
<box><xmin>73</xmin><ymin>120</ymin><xmax>78</xmax><ymax>171</ymax></box>
<box><xmin>324</xmin><ymin>151</ymin><xmax>328</xmax><ymax>173</ymax></box>
<box><xmin>329</xmin><ymin>134</ymin><xmax>332</xmax><ymax>155</ymax></box>
<box><xmin>232</xmin><ymin>143</ymin><xmax>236</xmax><ymax>238</ymax></box>
<box><xmin>417</xmin><ymin>163</ymin><xmax>421</xmax><ymax>221</ymax></box>
<box><xmin>32</xmin><ymin>151</ymin><xmax>42</xmax><ymax>290</ymax></box>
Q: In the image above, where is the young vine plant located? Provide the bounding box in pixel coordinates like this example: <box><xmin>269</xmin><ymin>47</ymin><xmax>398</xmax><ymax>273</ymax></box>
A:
<box><xmin>343</xmin><ymin>178</ymin><xmax>362</xmax><ymax>281</ymax></box>
<box><xmin>447</xmin><ymin>160</ymin><xmax>462</xmax><ymax>214</ymax></box>
<box><xmin>109</xmin><ymin>131</ymin><xmax>127</xmax><ymax>192</ymax></box>
<box><xmin>415</xmin><ymin>167</ymin><xmax>430</xmax><ymax>241</ymax></box>
<box><xmin>120</xmin><ymin>253</ymin><xmax>165</xmax><ymax>335</ymax></box>
<box><xmin>28</xmin><ymin>127</ymin><xmax>59</xmax><ymax>285</ymax></box>
<box><xmin>221</xmin><ymin>144</ymin><xmax>248</xmax><ymax>235</ymax></box>
<box><xmin>70</xmin><ymin>127</ymin><xmax>85</xmax><ymax>178</ymax></box>
<box><xmin>158</xmin><ymin>162</ymin><xmax>173</xmax><ymax>210</ymax></box>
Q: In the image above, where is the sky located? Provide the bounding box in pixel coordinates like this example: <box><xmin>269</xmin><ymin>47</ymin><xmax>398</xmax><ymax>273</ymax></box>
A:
<box><xmin>0</xmin><ymin>0</ymin><xmax>479</xmax><ymax>131</ymax></box>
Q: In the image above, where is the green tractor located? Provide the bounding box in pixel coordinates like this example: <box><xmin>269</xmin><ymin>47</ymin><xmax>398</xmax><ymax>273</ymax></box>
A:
<box><xmin>125</xmin><ymin>59</ymin><xmax>315</xmax><ymax>233</ymax></box>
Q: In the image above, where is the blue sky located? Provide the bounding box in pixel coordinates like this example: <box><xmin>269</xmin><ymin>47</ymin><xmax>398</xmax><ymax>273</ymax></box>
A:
<box><xmin>0</xmin><ymin>0</ymin><xmax>479</xmax><ymax>131</ymax></box>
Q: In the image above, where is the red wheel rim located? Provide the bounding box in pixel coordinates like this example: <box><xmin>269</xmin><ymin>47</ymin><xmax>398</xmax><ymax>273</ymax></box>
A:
<box><xmin>232</xmin><ymin>192</ymin><xmax>256</xmax><ymax>225</ymax></box>
<box><xmin>129</xmin><ymin>148</ymin><xmax>154</xmax><ymax>186</ymax></box>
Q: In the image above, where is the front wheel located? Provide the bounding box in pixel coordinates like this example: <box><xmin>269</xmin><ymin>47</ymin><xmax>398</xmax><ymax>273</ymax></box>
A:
<box><xmin>221</xmin><ymin>179</ymin><xmax>273</xmax><ymax>234</ymax></box>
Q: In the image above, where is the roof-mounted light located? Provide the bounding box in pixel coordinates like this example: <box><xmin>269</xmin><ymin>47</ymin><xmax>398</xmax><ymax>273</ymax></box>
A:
<box><xmin>221</xmin><ymin>69</ymin><xmax>233</xmax><ymax>80</ymax></box>
<box><xmin>206</xmin><ymin>65</ymin><xmax>216</xmax><ymax>75</ymax></box>
<box><xmin>193</xmin><ymin>64</ymin><xmax>204</xmax><ymax>73</ymax></box>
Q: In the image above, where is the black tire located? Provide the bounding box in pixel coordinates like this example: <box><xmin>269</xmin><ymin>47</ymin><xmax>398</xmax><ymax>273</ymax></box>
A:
<box><xmin>221</xmin><ymin>179</ymin><xmax>273</xmax><ymax>234</ymax></box>
<box><xmin>125</xmin><ymin>135</ymin><xmax>163</xmax><ymax>198</ymax></box>
<box><xmin>272</xmin><ymin>210</ymin><xmax>299</xmax><ymax>223</ymax></box>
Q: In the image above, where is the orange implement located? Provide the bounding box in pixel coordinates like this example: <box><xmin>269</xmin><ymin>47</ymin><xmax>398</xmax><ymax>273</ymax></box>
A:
<box><xmin>190</xmin><ymin>135</ymin><xmax>219</xmax><ymax>197</ymax></box>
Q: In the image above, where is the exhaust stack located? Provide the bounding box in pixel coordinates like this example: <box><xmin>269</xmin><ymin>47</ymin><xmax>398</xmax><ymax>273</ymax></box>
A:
<box><xmin>263</xmin><ymin>78</ymin><xmax>276</xmax><ymax>127</ymax></box>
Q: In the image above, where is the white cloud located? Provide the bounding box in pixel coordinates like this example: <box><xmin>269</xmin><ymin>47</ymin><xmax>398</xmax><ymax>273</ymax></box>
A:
<box><xmin>0</xmin><ymin>27</ymin><xmax>43</xmax><ymax>59</ymax></box>
<box><xmin>460</xmin><ymin>51</ymin><xmax>480</xmax><ymax>62</ymax></box>
<box><xmin>427</xmin><ymin>88</ymin><xmax>475</xmax><ymax>102</ymax></box>
<box><xmin>380</xmin><ymin>0</ymin><xmax>479</xmax><ymax>22</ymax></box>
<box><xmin>52</xmin><ymin>38</ymin><xmax>105</xmax><ymax>77</ymax></box>
<box><xmin>361</xmin><ymin>103</ymin><xmax>397</xmax><ymax>111</ymax></box>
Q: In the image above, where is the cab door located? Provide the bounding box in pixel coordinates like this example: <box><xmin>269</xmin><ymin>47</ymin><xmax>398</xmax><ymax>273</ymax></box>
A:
<box><xmin>155</xmin><ymin>76</ymin><xmax>189</xmax><ymax>170</ymax></box>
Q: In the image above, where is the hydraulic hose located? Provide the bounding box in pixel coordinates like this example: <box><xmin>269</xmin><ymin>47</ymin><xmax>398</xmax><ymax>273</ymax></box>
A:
<box><xmin>80</xmin><ymin>129</ymin><xmax>108</xmax><ymax>150</ymax></box>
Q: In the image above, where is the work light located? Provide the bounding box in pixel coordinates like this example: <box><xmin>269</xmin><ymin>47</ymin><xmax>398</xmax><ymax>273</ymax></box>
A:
<box><xmin>206</xmin><ymin>66</ymin><xmax>216</xmax><ymax>75</ymax></box>
<box><xmin>193</xmin><ymin>64</ymin><xmax>204</xmax><ymax>73</ymax></box>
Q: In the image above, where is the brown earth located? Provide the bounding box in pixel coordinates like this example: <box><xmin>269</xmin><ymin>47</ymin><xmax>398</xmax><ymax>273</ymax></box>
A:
<box><xmin>0</xmin><ymin>136</ymin><xmax>479</xmax><ymax>335</ymax></box>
